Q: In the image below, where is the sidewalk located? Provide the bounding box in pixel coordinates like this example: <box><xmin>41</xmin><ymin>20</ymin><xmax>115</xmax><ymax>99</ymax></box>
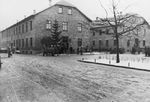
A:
<box><xmin>79</xmin><ymin>54</ymin><xmax>150</xmax><ymax>72</ymax></box>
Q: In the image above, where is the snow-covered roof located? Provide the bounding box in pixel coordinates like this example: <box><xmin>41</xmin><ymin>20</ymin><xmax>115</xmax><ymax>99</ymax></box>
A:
<box><xmin>55</xmin><ymin>0</ymin><xmax>75</xmax><ymax>7</ymax></box>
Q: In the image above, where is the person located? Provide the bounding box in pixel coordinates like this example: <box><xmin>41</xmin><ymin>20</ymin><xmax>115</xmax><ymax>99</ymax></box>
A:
<box><xmin>7</xmin><ymin>46</ymin><xmax>11</xmax><ymax>57</ymax></box>
<box><xmin>77</xmin><ymin>47</ymin><xmax>79</xmax><ymax>54</ymax></box>
<box><xmin>80</xmin><ymin>46</ymin><xmax>83</xmax><ymax>55</ymax></box>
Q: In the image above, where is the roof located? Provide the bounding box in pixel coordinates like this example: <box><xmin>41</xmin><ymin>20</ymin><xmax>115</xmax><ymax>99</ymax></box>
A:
<box><xmin>55</xmin><ymin>0</ymin><xmax>75</xmax><ymax>7</ymax></box>
<box><xmin>1</xmin><ymin>0</ymin><xmax>92</xmax><ymax>32</ymax></box>
<box><xmin>2</xmin><ymin>15</ymin><xmax>35</xmax><ymax>32</ymax></box>
<box><xmin>54</xmin><ymin>0</ymin><xmax>91</xmax><ymax>22</ymax></box>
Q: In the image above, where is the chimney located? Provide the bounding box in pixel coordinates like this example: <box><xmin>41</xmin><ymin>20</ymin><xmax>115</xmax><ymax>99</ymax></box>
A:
<box><xmin>49</xmin><ymin>0</ymin><xmax>52</xmax><ymax>7</ymax></box>
<box><xmin>96</xmin><ymin>17</ymin><xmax>99</xmax><ymax>21</ymax></box>
<box><xmin>24</xmin><ymin>15</ymin><xmax>26</xmax><ymax>18</ymax></box>
<box><xmin>33</xmin><ymin>10</ymin><xmax>36</xmax><ymax>14</ymax></box>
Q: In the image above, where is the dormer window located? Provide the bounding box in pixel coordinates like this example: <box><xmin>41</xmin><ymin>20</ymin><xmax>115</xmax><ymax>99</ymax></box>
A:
<box><xmin>58</xmin><ymin>7</ymin><xmax>63</xmax><ymax>14</ymax></box>
<box><xmin>46</xmin><ymin>20</ymin><xmax>51</xmax><ymax>29</ymax></box>
<box><xmin>68</xmin><ymin>8</ymin><xmax>72</xmax><ymax>15</ymax></box>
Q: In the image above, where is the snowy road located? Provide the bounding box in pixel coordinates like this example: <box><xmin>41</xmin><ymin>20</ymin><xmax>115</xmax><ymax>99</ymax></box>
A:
<box><xmin>0</xmin><ymin>54</ymin><xmax>150</xmax><ymax>102</ymax></box>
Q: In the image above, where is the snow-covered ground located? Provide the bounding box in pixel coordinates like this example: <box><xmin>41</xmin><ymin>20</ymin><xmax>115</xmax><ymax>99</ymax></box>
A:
<box><xmin>0</xmin><ymin>53</ymin><xmax>150</xmax><ymax>102</ymax></box>
<box><xmin>82</xmin><ymin>53</ymin><xmax>150</xmax><ymax>70</ymax></box>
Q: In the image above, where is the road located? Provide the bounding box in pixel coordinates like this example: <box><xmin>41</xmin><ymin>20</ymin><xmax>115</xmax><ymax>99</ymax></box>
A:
<box><xmin>0</xmin><ymin>54</ymin><xmax>150</xmax><ymax>102</ymax></box>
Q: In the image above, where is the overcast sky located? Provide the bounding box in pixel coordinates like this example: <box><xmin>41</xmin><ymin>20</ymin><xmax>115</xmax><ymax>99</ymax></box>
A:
<box><xmin>0</xmin><ymin>0</ymin><xmax>150</xmax><ymax>31</ymax></box>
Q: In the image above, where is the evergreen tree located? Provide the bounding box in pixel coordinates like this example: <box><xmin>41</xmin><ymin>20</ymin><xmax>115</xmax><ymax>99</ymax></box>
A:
<box><xmin>50</xmin><ymin>19</ymin><xmax>62</xmax><ymax>46</ymax></box>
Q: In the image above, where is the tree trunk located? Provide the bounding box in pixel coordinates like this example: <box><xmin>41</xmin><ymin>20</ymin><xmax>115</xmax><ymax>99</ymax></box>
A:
<box><xmin>115</xmin><ymin>27</ymin><xmax>120</xmax><ymax>63</ymax></box>
<box><xmin>116</xmin><ymin>34</ymin><xmax>120</xmax><ymax>63</ymax></box>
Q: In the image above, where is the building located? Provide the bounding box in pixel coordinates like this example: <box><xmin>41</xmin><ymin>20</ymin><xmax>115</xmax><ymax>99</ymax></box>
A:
<box><xmin>0</xmin><ymin>0</ymin><xmax>92</xmax><ymax>54</ymax></box>
<box><xmin>90</xmin><ymin>14</ymin><xmax>150</xmax><ymax>53</ymax></box>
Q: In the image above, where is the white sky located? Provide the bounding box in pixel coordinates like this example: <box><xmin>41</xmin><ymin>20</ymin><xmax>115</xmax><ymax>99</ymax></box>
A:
<box><xmin>0</xmin><ymin>0</ymin><xmax>150</xmax><ymax>31</ymax></box>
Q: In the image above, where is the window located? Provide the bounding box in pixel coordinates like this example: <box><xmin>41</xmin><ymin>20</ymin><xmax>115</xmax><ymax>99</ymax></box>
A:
<box><xmin>58</xmin><ymin>7</ymin><xmax>63</xmax><ymax>13</ymax></box>
<box><xmin>19</xmin><ymin>39</ymin><xmax>21</xmax><ymax>48</ymax></box>
<box><xmin>46</xmin><ymin>20</ymin><xmax>51</xmax><ymax>29</ymax></box>
<box><xmin>99</xmin><ymin>40</ymin><xmax>102</xmax><ymax>46</ymax></box>
<box><xmin>22</xmin><ymin>39</ymin><xmax>24</xmax><ymax>48</ymax></box>
<box><xmin>106</xmin><ymin>29</ymin><xmax>109</xmax><ymax>34</ymax></box>
<box><xmin>63</xmin><ymin>22</ymin><xmax>68</xmax><ymax>31</ymax></box>
<box><xmin>26</xmin><ymin>38</ymin><xmax>28</xmax><ymax>48</ymax></box>
<box><xmin>14</xmin><ymin>28</ymin><xmax>15</xmax><ymax>35</ymax></box>
<box><xmin>114</xmin><ymin>40</ymin><xmax>117</xmax><ymax>46</ymax></box>
<box><xmin>19</xmin><ymin>25</ymin><xmax>21</xmax><ymax>33</ymax></box>
<box><xmin>143</xmin><ymin>40</ymin><xmax>145</xmax><ymax>46</ymax></box>
<box><xmin>16</xmin><ymin>27</ymin><xmax>18</xmax><ymax>35</ymax></box>
<box><xmin>26</xmin><ymin>22</ymin><xmax>28</xmax><ymax>32</ymax></box>
<box><xmin>99</xmin><ymin>30</ymin><xmax>102</xmax><ymax>35</ymax></box>
<box><xmin>30</xmin><ymin>21</ymin><xmax>32</xmax><ymax>30</ymax></box>
<box><xmin>93</xmin><ymin>40</ymin><xmax>95</xmax><ymax>46</ymax></box>
<box><xmin>77</xmin><ymin>23</ymin><xmax>82</xmax><ymax>32</ymax></box>
<box><xmin>16</xmin><ymin>40</ymin><xmax>18</xmax><ymax>48</ymax></box>
<box><xmin>14</xmin><ymin>40</ymin><xmax>15</xmax><ymax>46</ymax></box>
<box><xmin>106</xmin><ymin>40</ymin><xmax>109</xmax><ymax>47</ymax></box>
<box><xmin>30</xmin><ymin>38</ymin><xmax>33</xmax><ymax>47</ymax></box>
<box><xmin>135</xmin><ymin>38</ymin><xmax>139</xmax><ymax>47</ymax></box>
<box><xmin>127</xmin><ymin>40</ymin><xmax>130</xmax><ymax>47</ymax></box>
<box><xmin>22</xmin><ymin>24</ymin><xmax>24</xmax><ymax>33</ymax></box>
<box><xmin>68</xmin><ymin>8</ymin><xmax>72</xmax><ymax>15</ymax></box>
<box><xmin>93</xmin><ymin>31</ymin><xmax>95</xmax><ymax>36</ymax></box>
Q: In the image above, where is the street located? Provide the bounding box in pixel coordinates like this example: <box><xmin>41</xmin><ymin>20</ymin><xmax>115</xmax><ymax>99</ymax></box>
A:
<box><xmin>0</xmin><ymin>54</ymin><xmax>150</xmax><ymax>102</ymax></box>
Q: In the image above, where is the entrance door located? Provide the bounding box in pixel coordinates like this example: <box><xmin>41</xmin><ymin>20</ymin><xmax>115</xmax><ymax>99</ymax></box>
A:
<box><xmin>61</xmin><ymin>36</ymin><xmax>69</xmax><ymax>53</ymax></box>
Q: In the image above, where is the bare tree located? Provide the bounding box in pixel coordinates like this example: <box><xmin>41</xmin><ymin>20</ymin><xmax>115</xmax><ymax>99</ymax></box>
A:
<box><xmin>97</xmin><ymin>0</ymin><xmax>148</xmax><ymax>63</ymax></box>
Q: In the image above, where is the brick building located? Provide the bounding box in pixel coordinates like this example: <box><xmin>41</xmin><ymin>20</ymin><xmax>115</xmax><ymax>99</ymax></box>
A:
<box><xmin>0</xmin><ymin>0</ymin><xmax>92</xmax><ymax>54</ymax></box>
<box><xmin>90</xmin><ymin>15</ymin><xmax>150</xmax><ymax>53</ymax></box>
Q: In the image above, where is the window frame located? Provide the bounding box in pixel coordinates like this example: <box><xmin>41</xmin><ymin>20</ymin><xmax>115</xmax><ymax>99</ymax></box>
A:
<box><xmin>26</xmin><ymin>22</ymin><xmax>28</xmax><ymax>32</ymax></box>
<box><xmin>30</xmin><ymin>21</ymin><xmax>32</xmax><ymax>30</ymax></box>
<box><xmin>62</xmin><ymin>22</ymin><xmax>68</xmax><ymax>31</ymax></box>
<box><xmin>22</xmin><ymin>24</ymin><xmax>24</xmax><ymax>33</ymax></box>
<box><xmin>30</xmin><ymin>37</ymin><xmax>33</xmax><ymax>47</ymax></box>
<box><xmin>93</xmin><ymin>40</ymin><xmax>95</xmax><ymax>46</ymax></box>
<box><xmin>99</xmin><ymin>30</ymin><xmax>102</xmax><ymax>35</ymax></box>
<box><xmin>143</xmin><ymin>40</ymin><xmax>145</xmax><ymax>46</ymax></box>
<box><xmin>68</xmin><ymin>8</ymin><xmax>72</xmax><ymax>15</ymax></box>
<box><xmin>58</xmin><ymin>7</ymin><xmax>63</xmax><ymax>14</ymax></box>
<box><xmin>106</xmin><ymin>40</ymin><xmax>109</xmax><ymax>47</ymax></box>
<box><xmin>22</xmin><ymin>39</ymin><xmax>24</xmax><ymax>48</ymax></box>
<box><xmin>26</xmin><ymin>38</ymin><xmax>28</xmax><ymax>48</ymax></box>
<box><xmin>127</xmin><ymin>40</ymin><xmax>130</xmax><ymax>47</ymax></box>
<box><xmin>46</xmin><ymin>20</ymin><xmax>52</xmax><ymax>30</ymax></box>
<box><xmin>114</xmin><ymin>40</ymin><xmax>117</xmax><ymax>46</ymax></box>
<box><xmin>77</xmin><ymin>23</ymin><xmax>82</xmax><ymax>32</ymax></box>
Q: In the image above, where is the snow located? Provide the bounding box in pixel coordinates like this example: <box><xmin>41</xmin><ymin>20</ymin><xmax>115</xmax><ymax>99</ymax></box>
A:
<box><xmin>0</xmin><ymin>53</ymin><xmax>150</xmax><ymax>102</ymax></box>
<box><xmin>82</xmin><ymin>53</ymin><xmax>150</xmax><ymax>71</ymax></box>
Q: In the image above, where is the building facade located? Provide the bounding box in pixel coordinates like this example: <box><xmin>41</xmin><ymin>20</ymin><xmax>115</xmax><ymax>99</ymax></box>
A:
<box><xmin>0</xmin><ymin>0</ymin><xmax>92</xmax><ymax>54</ymax></box>
<box><xmin>90</xmin><ymin>15</ymin><xmax>150</xmax><ymax>53</ymax></box>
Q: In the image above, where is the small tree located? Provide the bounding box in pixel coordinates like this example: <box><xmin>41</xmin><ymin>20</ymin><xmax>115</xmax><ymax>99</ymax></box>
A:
<box><xmin>97</xmin><ymin>0</ymin><xmax>147</xmax><ymax>63</ymax></box>
<box><xmin>50</xmin><ymin>19</ymin><xmax>62</xmax><ymax>46</ymax></box>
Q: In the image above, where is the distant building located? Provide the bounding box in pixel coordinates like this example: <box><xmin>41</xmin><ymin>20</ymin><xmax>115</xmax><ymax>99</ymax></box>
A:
<box><xmin>0</xmin><ymin>0</ymin><xmax>92</xmax><ymax>54</ymax></box>
<box><xmin>90</xmin><ymin>15</ymin><xmax>150</xmax><ymax>53</ymax></box>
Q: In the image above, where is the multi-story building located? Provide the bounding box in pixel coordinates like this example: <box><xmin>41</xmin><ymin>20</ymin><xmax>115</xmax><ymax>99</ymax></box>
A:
<box><xmin>0</xmin><ymin>0</ymin><xmax>92</xmax><ymax>54</ymax></box>
<box><xmin>90</xmin><ymin>15</ymin><xmax>150</xmax><ymax>53</ymax></box>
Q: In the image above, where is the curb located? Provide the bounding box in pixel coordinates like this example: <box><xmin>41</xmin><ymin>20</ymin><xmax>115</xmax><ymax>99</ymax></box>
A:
<box><xmin>78</xmin><ymin>60</ymin><xmax>150</xmax><ymax>72</ymax></box>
